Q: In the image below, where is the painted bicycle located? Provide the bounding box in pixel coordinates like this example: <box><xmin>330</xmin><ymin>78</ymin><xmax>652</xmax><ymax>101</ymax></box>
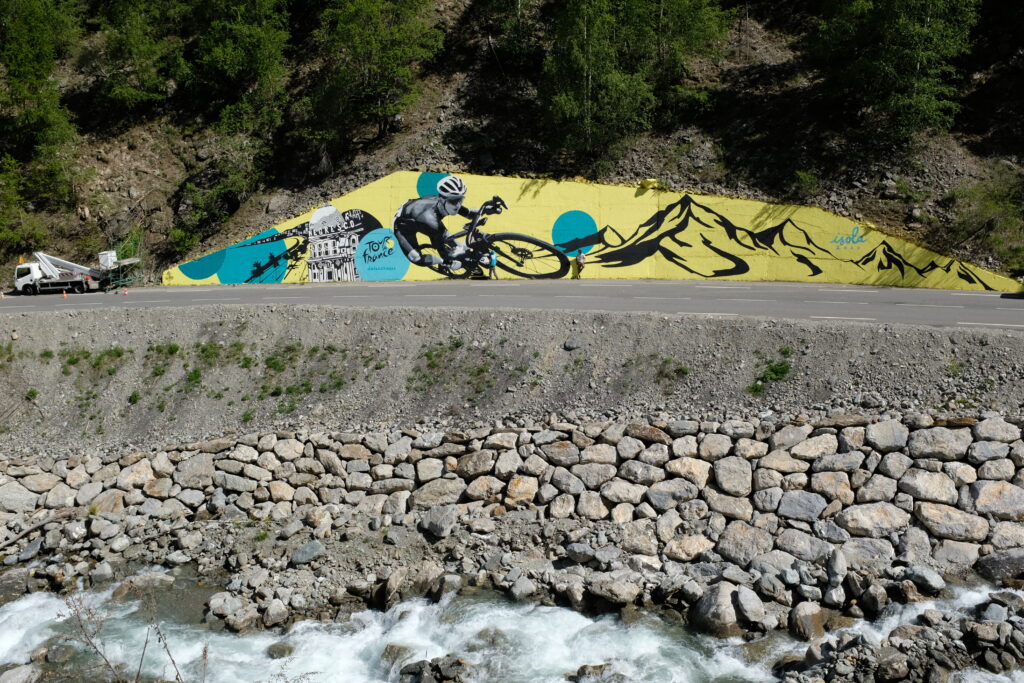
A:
<box><xmin>407</xmin><ymin>198</ymin><xmax>570</xmax><ymax>280</ymax></box>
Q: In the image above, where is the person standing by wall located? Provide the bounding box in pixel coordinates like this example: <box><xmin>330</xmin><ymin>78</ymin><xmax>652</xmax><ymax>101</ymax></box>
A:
<box><xmin>573</xmin><ymin>250</ymin><xmax>586</xmax><ymax>279</ymax></box>
<box><xmin>488</xmin><ymin>248</ymin><xmax>498</xmax><ymax>279</ymax></box>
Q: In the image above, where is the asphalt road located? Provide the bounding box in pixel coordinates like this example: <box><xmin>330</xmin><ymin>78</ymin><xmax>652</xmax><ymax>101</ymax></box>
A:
<box><xmin>1</xmin><ymin>280</ymin><xmax>1022</xmax><ymax>331</ymax></box>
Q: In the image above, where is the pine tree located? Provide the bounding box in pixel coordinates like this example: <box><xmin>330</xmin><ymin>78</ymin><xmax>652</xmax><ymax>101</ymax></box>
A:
<box><xmin>813</xmin><ymin>0</ymin><xmax>980</xmax><ymax>140</ymax></box>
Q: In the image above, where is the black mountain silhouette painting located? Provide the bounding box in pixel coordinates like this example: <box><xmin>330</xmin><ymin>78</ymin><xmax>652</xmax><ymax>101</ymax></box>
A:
<box><xmin>554</xmin><ymin>195</ymin><xmax>996</xmax><ymax>290</ymax></box>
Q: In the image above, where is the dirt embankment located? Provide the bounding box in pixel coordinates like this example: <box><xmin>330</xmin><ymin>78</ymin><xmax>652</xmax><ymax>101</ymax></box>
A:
<box><xmin>0</xmin><ymin>306</ymin><xmax>1022</xmax><ymax>454</ymax></box>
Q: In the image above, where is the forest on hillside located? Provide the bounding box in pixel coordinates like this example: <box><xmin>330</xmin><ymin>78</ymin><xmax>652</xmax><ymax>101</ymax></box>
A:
<box><xmin>1</xmin><ymin>0</ymin><xmax>1022</xmax><ymax>275</ymax></box>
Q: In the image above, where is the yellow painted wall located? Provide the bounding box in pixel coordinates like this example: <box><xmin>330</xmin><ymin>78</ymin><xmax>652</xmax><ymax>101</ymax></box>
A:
<box><xmin>162</xmin><ymin>171</ymin><xmax>1023</xmax><ymax>292</ymax></box>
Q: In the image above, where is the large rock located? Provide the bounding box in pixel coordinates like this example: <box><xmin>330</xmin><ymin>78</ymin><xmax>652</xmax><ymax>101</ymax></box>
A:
<box><xmin>665</xmin><ymin>457</ymin><xmax>711</xmax><ymax>486</ymax></box>
<box><xmin>581</xmin><ymin>443</ymin><xmax>617</xmax><ymax>465</ymax></box>
<box><xmin>551</xmin><ymin>467</ymin><xmax>585</xmax><ymax>495</ymax></box>
<box><xmin>969</xmin><ymin>481</ymin><xmax>1024</xmax><ymax>521</ymax></box>
<box><xmin>618</xmin><ymin>460</ymin><xmax>666</xmax><ymax>486</ymax></box>
<box><xmin>410</xmin><ymin>478</ymin><xmax>466</xmax><ymax>509</ymax></box>
<box><xmin>263</xmin><ymin>599</ymin><xmax>289</xmax><ymax>627</ymax></box>
<box><xmin>0</xmin><ymin>481</ymin><xmax>38</xmax><ymax>513</ymax></box>
<box><xmin>541</xmin><ymin>441</ymin><xmax>580</xmax><ymax>467</ymax></box>
<box><xmin>878</xmin><ymin>452</ymin><xmax>913</xmax><ymax>479</ymax></box>
<box><xmin>790</xmin><ymin>434</ymin><xmax>838</xmax><ymax>460</ymax></box>
<box><xmin>0</xmin><ymin>665</ymin><xmax>42</xmax><ymax>683</ymax></box>
<box><xmin>866</xmin><ymin>420</ymin><xmax>909</xmax><ymax>453</ymax></box>
<box><xmin>841</xmin><ymin>538</ymin><xmax>895</xmax><ymax>572</ymax></box>
<box><xmin>856</xmin><ymin>474</ymin><xmax>897</xmax><ymax>503</ymax></box>
<box><xmin>420</xmin><ymin>505</ymin><xmax>458</xmax><ymax>538</ymax></box>
<box><xmin>914</xmin><ymin>502</ymin><xmax>989</xmax><ymax>542</ymax></box>
<box><xmin>973</xmin><ymin>417</ymin><xmax>1021</xmax><ymax>443</ymax></box>
<box><xmin>577</xmin><ymin>491</ymin><xmax>609</xmax><ymax>520</ymax></box>
<box><xmin>504</xmin><ymin>475</ymin><xmax>539</xmax><ymax>506</ymax></box>
<box><xmin>645</xmin><ymin>479</ymin><xmax>698</xmax><ymax>511</ymax></box>
<box><xmin>19</xmin><ymin>473</ymin><xmax>61</xmax><ymax>493</ymax></box>
<box><xmin>455</xmin><ymin>450</ymin><xmax>496</xmax><ymax>478</ymax></box>
<box><xmin>836</xmin><ymin>503</ymin><xmax>910</xmax><ymax>538</ymax></box>
<box><xmin>703</xmin><ymin>488</ymin><xmax>753</xmax><ymax>521</ymax></box>
<box><xmin>698</xmin><ymin>434</ymin><xmax>733</xmax><ymax>461</ymax></box>
<box><xmin>465</xmin><ymin>476</ymin><xmax>504</xmax><ymax>502</ymax></box>
<box><xmin>571</xmin><ymin>463</ymin><xmax>617</xmax><ymax>489</ymax></box>
<box><xmin>777</xmin><ymin>491</ymin><xmax>828</xmax><ymax>522</ymax></box>
<box><xmin>588</xmin><ymin>576</ymin><xmax>641</xmax><ymax>605</ymax></box>
<box><xmin>664</xmin><ymin>535</ymin><xmax>714</xmax><ymax>562</ymax></box>
<box><xmin>775</xmin><ymin>529</ymin><xmax>833</xmax><ymax>563</ymax></box>
<box><xmin>626</xmin><ymin>423</ymin><xmax>671</xmax><ymax>445</ymax></box>
<box><xmin>769</xmin><ymin>424</ymin><xmax>813</xmax><ymax>450</ymax></box>
<box><xmin>789</xmin><ymin>601</ymin><xmax>826</xmax><ymax>641</ymax></box>
<box><xmin>290</xmin><ymin>540</ymin><xmax>325</xmax><ymax>566</ymax></box>
<box><xmin>600</xmin><ymin>479</ymin><xmax>647</xmax><ymax>504</ymax></box>
<box><xmin>90</xmin><ymin>489</ymin><xmax>125</xmax><ymax>514</ymax></box>
<box><xmin>975</xmin><ymin>548</ymin><xmax>1024</xmax><ymax>582</ymax></box>
<box><xmin>811</xmin><ymin>452</ymin><xmax>865</xmax><ymax>473</ymax></box>
<box><xmin>758</xmin><ymin>450</ymin><xmax>808</xmax><ymax>473</ymax></box>
<box><xmin>932</xmin><ymin>540</ymin><xmax>980</xmax><ymax>572</ymax></box>
<box><xmin>691</xmin><ymin>582</ymin><xmax>742</xmax><ymax>637</ymax></box>
<box><xmin>990</xmin><ymin>521</ymin><xmax>1024</xmax><ymax>549</ymax></box>
<box><xmin>620</xmin><ymin>520</ymin><xmax>659</xmax><ymax>555</ymax></box>
<box><xmin>734</xmin><ymin>585</ymin><xmax>766</xmax><ymax>627</ymax></box>
<box><xmin>897</xmin><ymin>469</ymin><xmax>957</xmax><ymax>504</ymax></box>
<box><xmin>713</xmin><ymin>457</ymin><xmax>752</xmax><ymax>497</ymax></box>
<box><xmin>810</xmin><ymin>472</ymin><xmax>853</xmax><ymax>505</ymax></box>
<box><xmin>908</xmin><ymin>427</ymin><xmax>972</xmax><ymax>460</ymax></box>
<box><xmin>716</xmin><ymin>521</ymin><xmax>772</xmax><ymax>567</ymax></box>
<box><xmin>173</xmin><ymin>453</ymin><xmax>215</xmax><ymax>489</ymax></box>
<box><xmin>967</xmin><ymin>441</ymin><xmax>1010</xmax><ymax>464</ymax></box>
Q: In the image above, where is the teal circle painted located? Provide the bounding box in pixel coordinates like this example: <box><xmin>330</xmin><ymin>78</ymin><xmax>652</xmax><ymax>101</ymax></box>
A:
<box><xmin>416</xmin><ymin>172</ymin><xmax>449</xmax><ymax>198</ymax></box>
<box><xmin>551</xmin><ymin>210</ymin><xmax>598</xmax><ymax>255</ymax></box>
<box><xmin>355</xmin><ymin>229</ymin><xmax>410</xmax><ymax>281</ymax></box>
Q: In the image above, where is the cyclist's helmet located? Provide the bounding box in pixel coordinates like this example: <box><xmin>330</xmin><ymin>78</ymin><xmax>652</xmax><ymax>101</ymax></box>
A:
<box><xmin>436</xmin><ymin>175</ymin><xmax>467</xmax><ymax>200</ymax></box>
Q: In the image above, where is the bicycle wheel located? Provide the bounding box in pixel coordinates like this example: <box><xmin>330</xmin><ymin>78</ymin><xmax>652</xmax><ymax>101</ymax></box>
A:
<box><xmin>489</xmin><ymin>233</ymin><xmax>570</xmax><ymax>279</ymax></box>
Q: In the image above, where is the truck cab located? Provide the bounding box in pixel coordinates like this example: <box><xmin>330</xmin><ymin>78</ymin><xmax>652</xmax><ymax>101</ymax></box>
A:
<box><xmin>14</xmin><ymin>263</ymin><xmax>42</xmax><ymax>295</ymax></box>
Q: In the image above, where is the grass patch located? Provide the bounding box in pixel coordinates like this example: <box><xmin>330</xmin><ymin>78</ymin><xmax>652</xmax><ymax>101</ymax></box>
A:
<box><xmin>184</xmin><ymin>368</ymin><xmax>202</xmax><ymax>390</ymax></box>
<box><xmin>748</xmin><ymin>352</ymin><xmax>792</xmax><ymax>395</ymax></box>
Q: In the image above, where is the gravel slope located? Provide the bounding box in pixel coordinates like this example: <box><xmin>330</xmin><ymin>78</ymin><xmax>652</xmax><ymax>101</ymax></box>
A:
<box><xmin>0</xmin><ymin>305</ymin><xmax>1021</xmax><ymax>454</ymax></box>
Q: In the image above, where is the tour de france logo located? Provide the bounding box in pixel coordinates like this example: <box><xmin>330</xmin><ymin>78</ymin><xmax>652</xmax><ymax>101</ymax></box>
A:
<box><xmin>355</xmin><ymin>228</ymin><xmax>410</xmax><ymax>281</ymax></box>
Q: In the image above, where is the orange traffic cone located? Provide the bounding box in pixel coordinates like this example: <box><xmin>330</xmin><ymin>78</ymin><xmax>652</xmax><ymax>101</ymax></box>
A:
<box><xmin>62</xmin><ymin>290</ymin><xmax>67</xmax><ymax>299</ymax></box>
<box><xmin>123</xmin><ymin>289</ymin><xmax>128</xmax><ymax>296</ymax></box>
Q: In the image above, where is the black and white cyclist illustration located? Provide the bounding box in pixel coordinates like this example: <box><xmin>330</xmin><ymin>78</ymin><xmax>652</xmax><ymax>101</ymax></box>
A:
<box><xmin>392</xmin><ymin>175</ymin><xmax>569</xmax><ymax>279</ymax></box>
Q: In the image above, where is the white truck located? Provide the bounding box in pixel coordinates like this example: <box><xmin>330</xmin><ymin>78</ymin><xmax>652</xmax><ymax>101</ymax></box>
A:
<box><xmin>13</xmin><ymin>251</ymin><xmax>141</xmax><ymax>295</ymax></box>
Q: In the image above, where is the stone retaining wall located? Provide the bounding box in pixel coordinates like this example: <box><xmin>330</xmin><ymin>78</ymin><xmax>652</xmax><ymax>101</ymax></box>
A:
<box><xmin>3</xmin><ymin>411</ymin><xmax>1024</xmax><ymax>679</ymax></box>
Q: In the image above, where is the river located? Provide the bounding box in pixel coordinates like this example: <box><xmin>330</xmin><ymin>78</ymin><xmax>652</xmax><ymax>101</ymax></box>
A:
<box><xmin>0</xmin><ymin>574</ymin><xmax>1019</xmax><ymax>682</ymax></box>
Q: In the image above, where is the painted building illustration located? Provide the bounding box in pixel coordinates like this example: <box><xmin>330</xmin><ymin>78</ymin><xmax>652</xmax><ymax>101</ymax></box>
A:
<box><xmin>307</xmin><ymin>206</ymin><xmax>365</xmax><ymax>283</ymax></box>
<box><xmin>162</xmin><ymin>171</ymin><xmax>1024</xmax><ymax>293</ymax></box>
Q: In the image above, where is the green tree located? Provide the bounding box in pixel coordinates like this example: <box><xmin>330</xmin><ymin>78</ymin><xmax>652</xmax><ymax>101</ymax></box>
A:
<box><xmin>95</xmin><ymin>0</ymin><xmax>187</xmax><ymax>109</ymax></box>
<box><xmin>185</xmin><ymin>0</ymin><xmax>290</xmax><ymax>133</ymax></box>
<box><xmin>0</xmin><ymin>0</ymin><xmax>82</xmax><ymax>208</ymax></box>
<box><xmin>306</xmin><ymin>0</ymin><xmax>442</xmax><ymax>147</ymax></box>
<box><xmin>542</xmin><ymin>0</ymin><xmax>654</xmax><ymax>160</ymax></box>
<box><xmin>0</xmin><ymin>156</ymin><xmax>48</xmax><ymax>260</ymax></box>
<box><xmin>812</xmin><ymin>0</ymin><xmax>980</xmax><ymax>140</ymax></box>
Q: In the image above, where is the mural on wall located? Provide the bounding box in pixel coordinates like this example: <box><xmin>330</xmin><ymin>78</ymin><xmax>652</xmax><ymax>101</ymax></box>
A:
<box><xmin>163</xmin><ymin>172</ymin><xmax>1023</xmax><ymax>292</ymax></box>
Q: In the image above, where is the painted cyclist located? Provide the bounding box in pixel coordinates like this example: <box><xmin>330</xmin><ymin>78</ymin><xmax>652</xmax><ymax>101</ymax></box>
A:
<box><xmin>392</xmin><ymin>175</ymin><xmax>504</xmax><ymax>271</ymax></box>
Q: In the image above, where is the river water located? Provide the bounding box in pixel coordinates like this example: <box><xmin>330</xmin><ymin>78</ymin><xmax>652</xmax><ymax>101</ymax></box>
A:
<box><xmin>0</xmin><ymin>576</ymin><xmax>1019</xmax><ymax>682</ymax></box>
